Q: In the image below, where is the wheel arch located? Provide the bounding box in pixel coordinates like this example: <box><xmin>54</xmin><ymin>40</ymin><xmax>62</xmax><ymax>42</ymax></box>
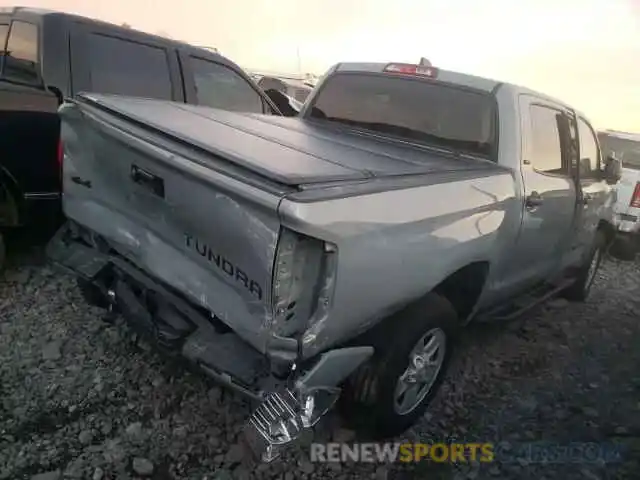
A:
<box><xmin>432</xmin><ymin>260</ymin><xmax>491</xmax><ymax>323</ymax></box>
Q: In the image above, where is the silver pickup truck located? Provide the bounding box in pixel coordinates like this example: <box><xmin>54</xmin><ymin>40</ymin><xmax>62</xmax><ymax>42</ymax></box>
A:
<box><xmin>47</xmin><ymin>61</ymin><xmax>621</xmax><ymax>461</ymax></box>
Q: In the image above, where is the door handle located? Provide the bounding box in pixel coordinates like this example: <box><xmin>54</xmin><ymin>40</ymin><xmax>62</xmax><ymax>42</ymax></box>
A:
<box><xmin>71</xmin><ymin>176</ymin><xmax>92</xmax><ymax>188</ymax></box>
<box><xmin>525</xmin><ymin>191</ymin><xmax>543</xmax><ymax>210</ymax></box>
<box><xmin>131</xmin><ymin>165</ymin><xmax>165</xmax><ymax>198</ymax></box>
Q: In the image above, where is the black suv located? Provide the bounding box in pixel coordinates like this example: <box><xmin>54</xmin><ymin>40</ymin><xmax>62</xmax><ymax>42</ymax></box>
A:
<box><xmin>0</xmin><ymin>7</ymin><xmax>281</xmax><ymax>268</ymax></box>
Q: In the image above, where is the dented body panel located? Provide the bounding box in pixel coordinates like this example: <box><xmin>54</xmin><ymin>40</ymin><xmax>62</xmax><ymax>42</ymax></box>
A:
<box><xmin>59</xmin><ymin>96</ymin><xmax>285</xmax><ymax>355</ymax></box>
<box><xmin>280</xmin><ymin>171</ymin><xmax>516</xmax><ymax>358</ymax></box>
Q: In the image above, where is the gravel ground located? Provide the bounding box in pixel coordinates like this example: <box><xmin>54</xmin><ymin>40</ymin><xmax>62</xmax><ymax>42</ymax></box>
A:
<box><xmin>0</xmin><ymin>239</ymin><xmax>638</xmax><ymax>480</ymax></box>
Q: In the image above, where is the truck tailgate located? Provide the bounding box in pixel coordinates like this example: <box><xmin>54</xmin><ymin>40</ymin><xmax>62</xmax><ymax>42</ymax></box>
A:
<box><xmin>58</xmin><ymin>97</ymin><xmax>288</xmax><ymax>353</ymax></box>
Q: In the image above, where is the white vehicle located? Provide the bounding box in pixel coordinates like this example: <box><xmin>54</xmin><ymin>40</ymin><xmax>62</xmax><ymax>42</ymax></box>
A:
<box><xmin>598</xmin><ymin>130</ymin><xmax>640</xmax><ymax>258</ymax></box>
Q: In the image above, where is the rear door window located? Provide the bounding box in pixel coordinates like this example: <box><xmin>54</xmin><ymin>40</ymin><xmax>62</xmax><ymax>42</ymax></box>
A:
<box><xmin>2</xmin><ymin>21</ymin><xmax>40</xmax><ymax>84</ymax></box>
<box><xmin>528</xmin><ymin>105</ymin><xmax>566</xmax><ymax>175</ymax></box>
<box><xmin>190</xmin><ymin>57</ymin><xmax>266</xmax><ymax>113</ymax></box>
<box><xmin>309</xmin><ymin>73</ymin><xmax>496</xmax><ymax>158</ymax></box>
<box><xmin>88</xmin><ymin>33</ymin><xmax>173</xmax><ymax>100</ymax></box>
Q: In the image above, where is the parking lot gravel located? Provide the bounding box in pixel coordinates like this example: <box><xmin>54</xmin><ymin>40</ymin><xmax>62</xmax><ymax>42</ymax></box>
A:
<box><xmin>0</xmin><ymin>240</ymin><xmax>638</xmax><ymax>480</ymax></box>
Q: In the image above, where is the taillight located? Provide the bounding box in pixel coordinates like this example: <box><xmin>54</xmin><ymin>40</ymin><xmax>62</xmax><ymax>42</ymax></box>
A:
<box><xmin>631</xmin><ymin>182</ymin><xmax>640</xmax><ymax>208</ymax></box>
<box><xmin>57</xmin><ymin>139</ymin><xmax>64</xmax><ymax>184</ymax></box>
<box><xmin>57</xmin><ymin>139</ymin><xmax>63</xmax><ymax>168</ymax></box>
<box><xmin>270</xmin><ymin>228</ymin><xmax>335</xmax><ymax>337</ymax></box>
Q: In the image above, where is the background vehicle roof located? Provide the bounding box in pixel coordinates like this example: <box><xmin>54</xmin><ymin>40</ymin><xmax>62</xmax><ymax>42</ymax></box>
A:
<box><xmin>599</xmin><ymin>130</ymin><xmax>640</xmax><ymax>142</ymax></box>
<box><xmin>1</xmin><ymin>6</ymin><xmax>220</xmax><ymax>56</ymax></box>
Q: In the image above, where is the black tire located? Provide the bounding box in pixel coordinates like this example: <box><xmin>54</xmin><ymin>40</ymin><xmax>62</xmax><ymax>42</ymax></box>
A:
<box><xmin>609</xmin><ymin>235</ymin><xmax>637</xmax><ymax>261</ymax></box>
<box><xmin>338</xmin><ymin>292</ymin><xmax>458</xmax><ymax>440</ymax></box>
<box><xmin>562</xmin><ymin>231</ymin><xmax>606</xmax><ymax>302</ymax></box>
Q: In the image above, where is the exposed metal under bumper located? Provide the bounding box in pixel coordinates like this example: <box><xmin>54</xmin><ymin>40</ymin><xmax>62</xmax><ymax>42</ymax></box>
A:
<box><xmin>242</xmin><ymin>346</ymin><xmax>373</xmax><ymax>462</ymax></box>
<box><xmin>242</xmin><ymin>386</ymin><xmax>341</xmax><ymax>462</ymax></box>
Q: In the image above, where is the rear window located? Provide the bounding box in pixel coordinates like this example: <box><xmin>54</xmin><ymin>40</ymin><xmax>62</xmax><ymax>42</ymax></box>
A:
<box><xmin>598</xmin><ymin>133</ymin><xmax>640</xmax><ymax>170</ymax></box>
<box><xmin>309</xmin><ymin>73</ymin><xmax>496</xmax><ymax>158</ymax></box>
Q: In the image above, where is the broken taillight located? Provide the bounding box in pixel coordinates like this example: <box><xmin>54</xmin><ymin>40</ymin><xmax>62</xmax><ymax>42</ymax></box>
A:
<box><xmin>630</xmin><ymin>182</ymin><xmax>640</xmax><ymax>208</ymax></box>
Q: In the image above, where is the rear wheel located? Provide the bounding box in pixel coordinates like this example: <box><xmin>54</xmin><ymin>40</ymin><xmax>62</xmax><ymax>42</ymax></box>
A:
<box><xmin>339</xmin><ymin>293</ymin><xmax>458</xmax><ymax>439</ymax></box>
<box><xmin>562</xmin><ymin>231</ymin><xmax>605</xmax><ymax>302</ymax></box>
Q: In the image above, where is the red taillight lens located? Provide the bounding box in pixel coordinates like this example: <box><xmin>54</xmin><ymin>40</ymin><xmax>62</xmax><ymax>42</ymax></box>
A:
<box><xmin>57</xmin><ymin>139</ymin><xmax>63</xmax><ymax>168</ymax></box>
<box><xmin>631</xmin><ymin>182</ymin><xmax>640</xmax><ymax>208</ymax></box>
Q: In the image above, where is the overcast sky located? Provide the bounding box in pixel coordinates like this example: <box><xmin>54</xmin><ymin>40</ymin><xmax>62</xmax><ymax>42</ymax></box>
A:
<box><xmin>2</xmin><ymin>0</ymin><xmax>639</xmax><ymax>131</ymax></box>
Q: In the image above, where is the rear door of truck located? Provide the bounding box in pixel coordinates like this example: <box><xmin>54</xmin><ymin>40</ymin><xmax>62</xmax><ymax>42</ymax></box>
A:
<box><xmin>505</xmin><ymin>94</ymin><xmax>580</xmax><ymax>290</ymax></box>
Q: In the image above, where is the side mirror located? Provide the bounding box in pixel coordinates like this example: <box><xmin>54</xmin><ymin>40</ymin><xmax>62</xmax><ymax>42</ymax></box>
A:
<box><xmin>264</xmin><ymin>88</ymin><xmax>300</xmax><ymax>117</ymax></box>
<box><xmin>603</xmin><ymin>155</ymin><xmax>622</xmax><ymax>185</ymax></box>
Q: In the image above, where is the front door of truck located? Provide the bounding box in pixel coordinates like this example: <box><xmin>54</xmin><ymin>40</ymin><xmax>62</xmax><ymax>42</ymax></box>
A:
<box><xmin>500</xmin><ymin>96</ymin><xmax>579</xmax><ymax>294</ymax></box>
<box><xmin>569</xmin><ymin>116</ymin><xmax>613</xmax><ymax>257</ymax></box>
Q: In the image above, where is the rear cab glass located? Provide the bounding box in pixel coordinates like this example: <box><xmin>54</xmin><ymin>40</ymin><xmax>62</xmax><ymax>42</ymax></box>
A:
<box><xmin>87</xmin><ymin>33</ymin><xmax>173</xmax><ymax>100</ymax></box>
<box><xmin>598</xmin><ymin>133</ymin><xmax>640</xmax><ymax>171</ymax></box>
<box><xmin>0</xmin><ymin>19</ymin><xmax>40</xmax><ymax>84</ymax></box>
<box><xmin>307</xmin><ymin>72</ymin><xmax>497</xmax><ymax>159</ymax></box>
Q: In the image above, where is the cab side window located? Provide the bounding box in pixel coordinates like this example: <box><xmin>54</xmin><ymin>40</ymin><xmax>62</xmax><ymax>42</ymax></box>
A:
<box><xmin>1</xmin><ymin>21</ymin><xmax>39</xmax><ymax>84</ymax></box>
<box><xmin>528</xmin><ymin>104</ymin><xmax>565</xmax><ymax>175</ymax></box>
<box><xmin>88</xmin><ymin>33</ymin><xmax>173</xmax><ymax>100</ymax></box>
<box><xmin>190</xmin><ymin>57</ymin><xmax>266</xmax><ymax>114</ymax></box>
<box><xmin>577</xmin><ymin>118</ymin><xmax>600</xmax><ymax>179</ymax></box>
<box><xmin>0</xmin><ymin>23</ymin><xmax>8</xmax><ymax>70</ymax></box>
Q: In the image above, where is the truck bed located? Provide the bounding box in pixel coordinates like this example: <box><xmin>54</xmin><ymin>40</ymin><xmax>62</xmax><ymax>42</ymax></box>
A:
<box><xmin>73</xmin><ymin>93</ymin><xmax>498</xmax><ymax>188</ymax></box>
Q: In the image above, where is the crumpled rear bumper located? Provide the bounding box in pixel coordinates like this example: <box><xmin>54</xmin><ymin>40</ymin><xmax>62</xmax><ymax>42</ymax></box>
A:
<box><xmin>47</xmin><ymin>222</ymin><xmax>375</xmax><ymax>463</ymax></box>
<box><xmin>244</xmin><ymin>345</ymin><xmax>373</xmax><ymax>462</ymax></box>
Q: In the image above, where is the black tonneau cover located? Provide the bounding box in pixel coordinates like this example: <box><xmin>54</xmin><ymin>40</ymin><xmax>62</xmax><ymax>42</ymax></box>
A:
<box><xmin>74</xmin><ymin>93</ymin><xmax>499</xmax><ymax>187</ymax></box>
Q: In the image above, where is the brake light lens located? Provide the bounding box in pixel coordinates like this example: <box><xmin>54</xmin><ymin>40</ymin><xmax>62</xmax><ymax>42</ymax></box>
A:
<box><xmin>630</xmin><ymin>182</ymin><xmax>640</xmax><ymax>208</ymax></box>
<box><xmin>383</xmin><ymin>63</ymin><xmax>439</xmax><ymax>78</ymax></box>
<box><xmin>57</xmin><ymin>139</ymin><xmax>63</xmax><ymax>167</ymax></box>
